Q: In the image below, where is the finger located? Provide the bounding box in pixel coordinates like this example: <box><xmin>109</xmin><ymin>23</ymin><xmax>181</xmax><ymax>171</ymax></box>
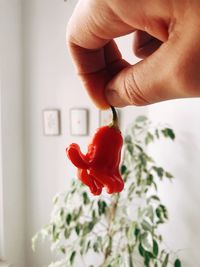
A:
<box><xmin>68</xmin><ymin>40</ymin><xmax>130</xmax><ymax>109</ymax></box>
<box><xmin>133</xmin><ymin>31</ymin><xmax>162</xmax><ymax>59</ymax></box>
<box><xmin>104</xmin><ymin>40</ymin><xmax>130</xmax><ymax>77</ymax></box>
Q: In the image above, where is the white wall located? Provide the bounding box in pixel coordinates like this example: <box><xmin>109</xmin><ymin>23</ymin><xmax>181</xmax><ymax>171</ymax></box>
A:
<box><xmin>23</xmin><ymin>1</ymin><xmax>146</xmax><ymax>266</ymax></box>
<box><xmin>23</xmin><ymin>1</ymin><xmax>200</xmax><ymax>267</ymax></box>
<box><xmin>0</xmin><ymin>79</ymin><xmax>5</xmax><ymax>261</ymax></box>
<box><xmin>148</xmin><ymin>100</ymin><xmax>200</xmax><ymax>267</ymax></box>
<box><xmin>1</xmin><ymin>1</ymin><xmax>200</xmax><ymax>267</ymax></box>
<box><xmin>0</xmin><ymin>0</ymin><xmax>25</xmax><ymax>266</ymax></box>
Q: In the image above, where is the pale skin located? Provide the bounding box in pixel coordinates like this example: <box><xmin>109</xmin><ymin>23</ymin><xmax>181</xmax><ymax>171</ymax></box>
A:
<box><xmin>67</xmin><ymin>0</ymin><xmax>200</xmax><ymax>109</ymax></box>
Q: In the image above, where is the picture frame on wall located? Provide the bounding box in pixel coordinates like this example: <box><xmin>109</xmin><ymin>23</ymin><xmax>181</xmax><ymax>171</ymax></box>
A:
<box><xmin>43</xmin><ymin>109</ymin><xmax>61</xmax><ymax>136</ymax></box>
<box><xmin>70</xmin><ymin>108</ymin><xmax>89</xmax><ymax>136</ymax></box>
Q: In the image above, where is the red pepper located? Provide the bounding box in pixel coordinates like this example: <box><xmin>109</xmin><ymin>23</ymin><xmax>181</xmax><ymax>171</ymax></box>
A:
<box><xmin>66</xmin><ymin>107</ymin><xmax>124</xmax><ymax>195</ymax></box>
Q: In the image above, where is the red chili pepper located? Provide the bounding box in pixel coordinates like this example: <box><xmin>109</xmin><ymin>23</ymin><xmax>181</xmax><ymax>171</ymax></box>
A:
<box><xmin>66</xmin><ymin>107</ymin><xmax>124</xmax><ymax>195</ymax></box>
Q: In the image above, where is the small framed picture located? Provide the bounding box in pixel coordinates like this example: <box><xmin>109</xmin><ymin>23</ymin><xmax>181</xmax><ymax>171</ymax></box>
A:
<box><xmin>70</xmin><ymin>108</ymin><xmax>89</xmax><ymax>136</ymax></box>
<box><xmin>99</xmin><ymin>108</ymin><xmax>120</xmax><ymax>127</ymax></box>
<box><xmin>43</xmin><ymin>109</ymin><xmax>61</xmax><ymax>136</ymax></box>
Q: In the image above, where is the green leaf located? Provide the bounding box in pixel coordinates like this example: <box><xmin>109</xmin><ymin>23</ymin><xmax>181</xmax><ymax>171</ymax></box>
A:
<box><xmin>52</xmin><ymin>224</ymin><xmax>59</xmax><ymax>241</ymax></box>
<box><xmin>86</xmin><ymin>240</ymin><xmax>91</xmax><ymax>253</ymax></box>
<box><xmin>145</xmin><ymin>132</ymin><xmax>154</xmax><ymax>145</ymax></box>
<box><xmin>144</xmin><ymin>254</ymin><xmax>151</xmax><ymax>267</ymax></box>
<box><xmin>165</xmin><ymin>171</ymin><xmax>173</xmax><ymax>179</ymax></box>
<box><xmin>136</xmin><ymin>115</ymin><xmax>148</xmax><ymax>123</ymax></box>
<box><xmin>73</xmin><ymin>206</ymin><xmax>83</xmax><ymax>221</ymax></box>
<box><xmin>153</xmin><ymin>167</ymin><xmax>164</xmax><ymax>179</ymax></box>
<box><xmin>93</xmin><ymin>242</ymin><xmax>99</xmax><ymax>252</ymax></box>
<box><xmin>75</xmin><ymin>224</ymin><xmax>81</xmax><ymax>236</ymax></box>
<box><xmin>120</xmin><ymin>164</ymin><xmax>127</xmax><ymax>174</ymax></box>
<box><xmin>174</xmin><ymin>259</ymin><xmax>181</xmax><ymax>267</ymax></box>
<box><xmin>148</xmin><ymin>195</ymin><xmax>160</xmax><ymax>203</ymax></box>
<box><xmin>53</xmin><ymin>195</ymin><xmax>59</xmax><ymax>204</ymax></box>
<box><xmin>83</xmin><ymin>221</ymin><xmax>94</xmax><ymax>235</ymax></box>
<box><xmin>146</xmin><ymin>174</ymin><xmax>153</xmax><ymax>186</ymax></box>
<box><xmin>141</xmin><ymin>219</ymin><xmax>153</xmax><ymax>232</ymax></box>
<box><xmin>125</xmin><ymin>135</ymin><xmax>132</xmax><ymax>144</ymax></box>
<box><xmin>159</xmin><ymin>204</ymin><xmax>168</xmax><ymax>220</ymax></box>
<box><xmin>141</xmin><ymin>232</ymin><xmax>153</xmax><ymax>253</ymax></box>
<box><xmin>70</xmin><ymin>251</ymin><xmax>76</xmax><ymax>265</ymax></box>
<box><xmin>135</xmin><ymin>144</ymin><xmax>143</xmax><ymax>152</ymax></box>
<box><xmin>60</xmin><ymin>208</ymin><xmax>64</xmax><ymax>217</ymax></box>
<box><xmin>92</xmin><ymin>210</ymin><xmax>96</xmax><ymax>219</ymax></box>
<box><xmin>127</xmin><ymin>144</ymin><xmax>134</xmax><ymax>154</ymax></box>
<box><xmin>128</xmin><ymin>183</ymin><xmax>135</xmax><ymax>198</ymax></box>
<box><xmin>52</xmin><ymin>224</ymin><xmax>56</xmax><ymax>235</ymax></box>
<box><xmin>161</xmin><ymin>128</ymin><xmax>175</xmax><ymax>140</ymax></box>
<box><xmin>60</xmin><ymin>247</ymin><xmax>66</xmax><ymax>254</ymax></box>
<box><xmin>66</xmin><ymin>214</ymin><xmax>72</xmax><ymax>225</ymax></box>
<box><xmin>88</xmin><ymin>221</ymin><xmax>95</xmax><ymax>231</ymax></box>
<box><xmin>153</xmin><ymin>181</ymin><xmax>158</xmax><ymax>191</ymax></box>
<box><xmin>160</xmin><ymin>249</ymin><xmax>166</xmax><ymax>261</ymax></box>
<box><xmin>162</xmin><ymin>253</ymin><xmax>169</xmax><ymax>267</ymax></box>
<box><xmin>153</xmin><ymin>240</ymin><xmax>159</xmax><ymax>257</ymax></box>
<box><xmin>31</xmin><ymin>233</ymin><xmax>39</xmax><ymax>252</ymax></box>
<box><xmin>80</xmin><ymin>238</ymin><xmax>86</xmax><ymax>255</ymax></box>
<box><xmin>155</xmin><ymin>129</ymin><xmax>160</xmax><ymax>139</ymax></box>
<box><xmin>146</xmin><ymin>205</ymin><xmax>154</xmax><ymax>222</ymax></box>
<box><xmin>155</xmin><ymin>208</ymin><xmax>162</xmax><ymax>221</ymax></box>
<box><xmin>82</xmin><ymin>192</ymin><xmax>90</xmax><ymax>205</ymax></box>
<box><xmin>127</xmin><ymin>222</ymin><xmax>136</xmax><ymax>241</ymax></box>
<box><xmin>64</xmin><ymin>228</ymin><xmax>70</xmax><ymax>239</ymax></box>
<box><xmin>139</xmin><ymin>243</ymin><xmax>145</xmax><ymax>257</ymax></box>
<box><xmin>98</xmin><ymin>200</ymin><xmax>107</xmax><ymax>216</ymax></box>
<box><xmin>139</xmin><ymin>154</ymin><xmax>147</xmax><ymax>166</ymax></box>
<box><xmin>144</xmin><ymin>154</ymin><xmax>154</xmax><ymax>163</ymax></box>
<box><xmin>134</xmin><ymin>227</ymin><xmax>140</xmax><ymax>240</ymax></box>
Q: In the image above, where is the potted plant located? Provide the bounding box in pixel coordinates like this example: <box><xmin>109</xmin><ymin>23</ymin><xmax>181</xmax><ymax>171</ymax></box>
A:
<box><xmin>32</xmin><ymin>116</ymin><xmax>181</xmax><ymax>267</ymax></box>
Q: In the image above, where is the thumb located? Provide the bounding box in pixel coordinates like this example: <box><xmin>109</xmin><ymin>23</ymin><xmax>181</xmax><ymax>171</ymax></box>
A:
<box><xmin>105</xmin><ymin>40</ymin><xmax>184</xmax><ymax>107</ymax></box>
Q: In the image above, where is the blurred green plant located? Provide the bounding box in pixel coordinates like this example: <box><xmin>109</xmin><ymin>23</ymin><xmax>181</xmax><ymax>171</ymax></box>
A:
<box><xmin>32</xmin><ymin>115</ymin><xmax>181</xmax><ymax>267</ymax></box>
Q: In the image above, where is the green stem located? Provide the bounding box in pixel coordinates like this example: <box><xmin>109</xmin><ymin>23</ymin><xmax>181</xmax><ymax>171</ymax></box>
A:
<box><xmin>109</xmin><ymin>106</ymin><xmax>119</xmax><ymax>128</ymax></box>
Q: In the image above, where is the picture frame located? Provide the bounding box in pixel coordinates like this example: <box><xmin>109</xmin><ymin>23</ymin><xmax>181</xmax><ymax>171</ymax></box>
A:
<box><xmin>70</xmin><ymin>108</ymin><xmax>89</xmax><ymax>136</ymax></box>
<box><xmin>42</xmin><ymin>109</ymin><xmax>61</xmax><ymax>136</ymax></box>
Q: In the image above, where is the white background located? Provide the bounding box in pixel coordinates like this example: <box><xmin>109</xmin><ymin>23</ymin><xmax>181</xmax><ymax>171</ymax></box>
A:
<box><xmin>0</xmin><ymin>0</ymin><xmax>200</xmax><ymax>267</ymax></box>
<box><xmin>0</xmin><ymin>0</ymin><xmax>25</xmax><ymax>266</ymax></box>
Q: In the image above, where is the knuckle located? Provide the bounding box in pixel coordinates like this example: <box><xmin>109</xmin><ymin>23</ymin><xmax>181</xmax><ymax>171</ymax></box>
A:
<box><xmin>123</xmin><ymin>69</ymin><xmax>150</xmax><ymax>106</ymax></box>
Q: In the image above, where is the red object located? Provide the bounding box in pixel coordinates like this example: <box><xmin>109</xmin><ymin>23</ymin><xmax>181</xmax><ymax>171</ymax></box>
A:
<box><xmin>66</xmin><ymin>107</ymin><xmax>124</xmax><ymax>195</ymax></box>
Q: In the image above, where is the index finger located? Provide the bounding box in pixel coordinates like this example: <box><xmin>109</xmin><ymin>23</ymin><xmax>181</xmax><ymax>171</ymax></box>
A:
<box><xmin>68</xmin><ymin>40</ymin><xmax>130</xmax><ymax>109</ymax></box>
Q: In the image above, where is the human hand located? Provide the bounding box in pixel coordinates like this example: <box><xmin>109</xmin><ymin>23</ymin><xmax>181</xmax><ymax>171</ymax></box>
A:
<box><xmin>67</xmin><ymin>0</ymin><xmax>200</xmax><ymax>109</ymax></box>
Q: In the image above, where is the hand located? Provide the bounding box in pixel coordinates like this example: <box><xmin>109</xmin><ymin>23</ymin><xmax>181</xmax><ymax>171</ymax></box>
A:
<box><xmin>67</xmin><ymin>0</ymin><xmax>200</xmax><ymax>109</ymax></box>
